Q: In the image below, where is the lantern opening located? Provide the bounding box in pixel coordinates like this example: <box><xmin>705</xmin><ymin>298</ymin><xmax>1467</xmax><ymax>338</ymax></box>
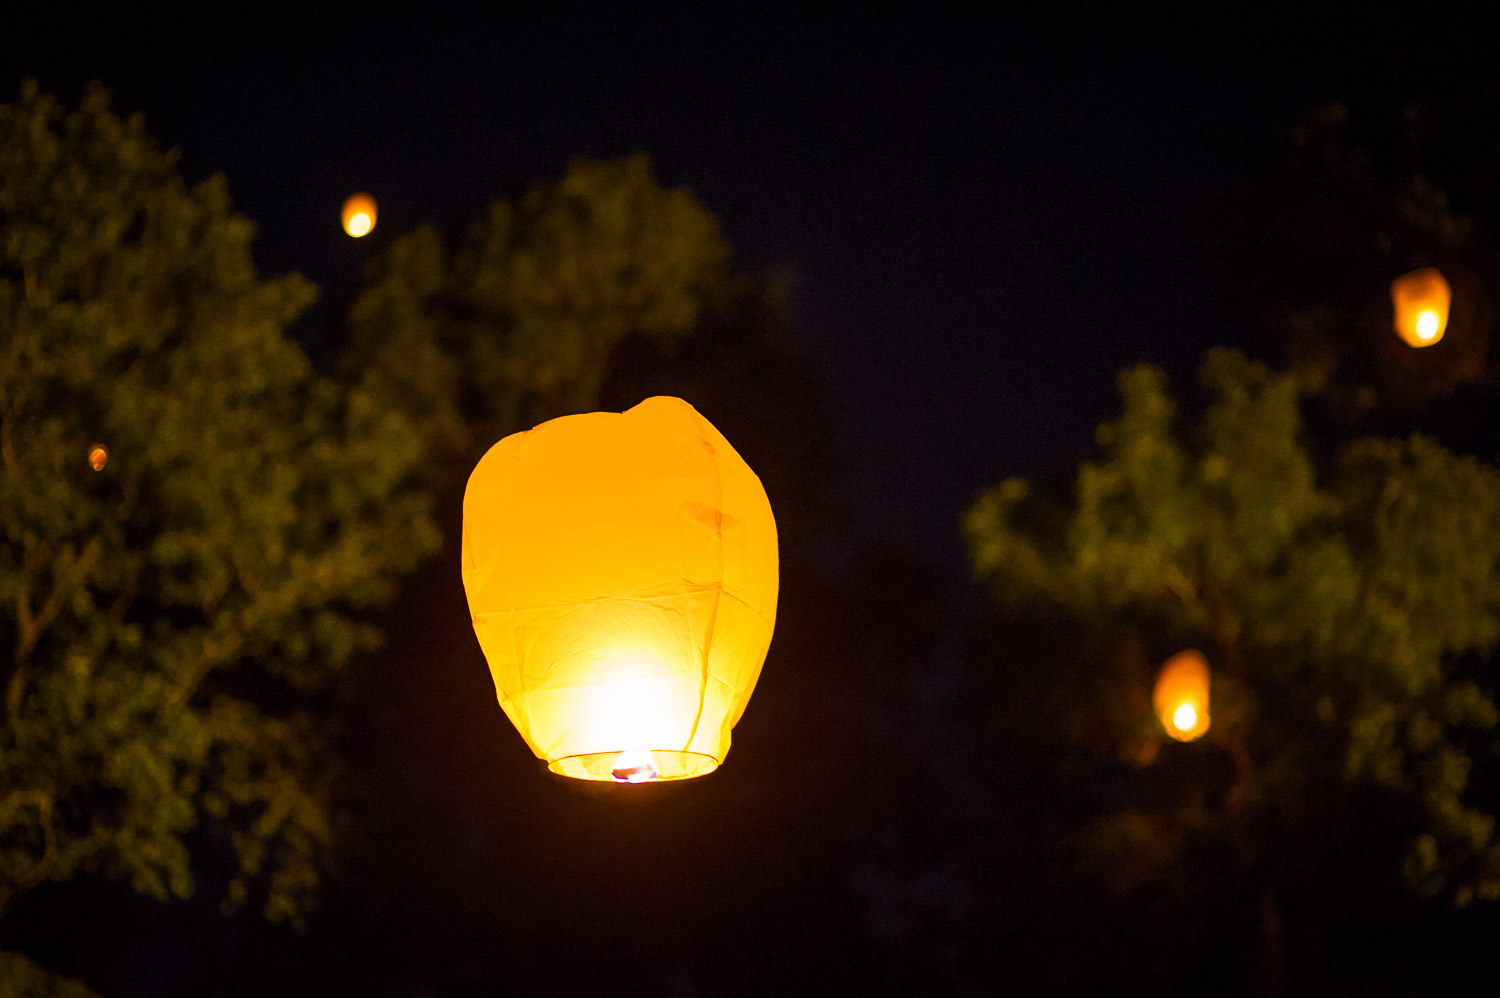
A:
<box><xmin>346</xmin><ymin>212</ymin><xmax>373</xmax><ymax>237</ymax></box>
<box><xmin>549</xmin><ymin>750</ymin><xmax>720</xmax><ymax>783</ymax></box>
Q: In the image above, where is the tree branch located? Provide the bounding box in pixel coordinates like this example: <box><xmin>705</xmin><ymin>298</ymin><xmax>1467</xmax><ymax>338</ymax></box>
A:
<box><xmin>0</xmin><ymin>413</ymin><xmax>14</xmax><ymax>474</ymax></box>
<box><xmin>171</xmin><ymin>631</ymin><xmax>245</xmax><ymax>707</ymax></box>
<box><xmin>7</xmin><ymin>537</ymin><xmax>103</xmax><ymax>714</ymax></box>
<box><xmin>0</xmin><ymin>789</ymin><xmax>57</xmax><ymax>913</ymax></box>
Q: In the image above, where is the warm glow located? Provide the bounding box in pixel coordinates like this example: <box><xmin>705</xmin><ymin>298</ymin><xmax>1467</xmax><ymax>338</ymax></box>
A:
<box><xmin>341</xmin><ymin>193</ymin><xmax>378</xmax><ymax>238</ymax></box>
<box><xmin>1390</xmin><ymin>268</ymin><xmax>1450</xmax><ymax>348</ymax></box>
<box><xmin>462</xmin><ymin>396</ymin><xmax>779</xmax><ymax>782</ymax></box>
<box><xmin>1172</xmin><ymin>702</ymin><xmax>1198</xmax><ymax>733</ymax></box>
<box><xmin>1153</xmin><ymin>649</ymin><xmax>1210</xmax><ymax>742</ymax></box>
<box><xmin>88</xmin><ymin>445</ymin><xmax>108</xmax><ymax>471</ymax></box>
<box><xmin>1415</xmin><ymin>310</ymin><xmax>1440</xmax><ymax>341</ymax></box>
<box><xmin>611</xmin><ymin>750</ymin><xmax>660</xmax><ymax>783</ymax></box>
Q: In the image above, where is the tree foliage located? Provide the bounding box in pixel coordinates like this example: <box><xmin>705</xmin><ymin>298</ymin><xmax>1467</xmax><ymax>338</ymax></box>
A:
<box><xmin>966</xmin><ymin>349</ymin><xmax>1500</xmax><ymax>904</ymax></box>
<box><xmin>0</xmin><ymin>78</ymin><xmax>439</xmax><ymax>947</ymax></box>
<box><xmin>1239</xmin><ymin>101</ymin><xmax>1499</xmax><ymax>420</ymax></box>
<box><xmin>0</xmin><ymin>951</ymin><xmax>97</xmax><ymax>998</ymax></box>
<box><xmin>337</xmin><ymin>152</ymin><xmax>729</xmax><ymax>487</ymax></box>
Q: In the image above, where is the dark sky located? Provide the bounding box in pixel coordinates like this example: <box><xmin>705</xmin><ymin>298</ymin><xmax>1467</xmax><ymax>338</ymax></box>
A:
<box><xmin>16</xmin><ymin>8</ymin><xmax>1500</xmax><ymax>995</ymax></box>
<box><xmin>5</xmin><ymin>7</ymin><xmax>1395</xmax><ymax>572</ymax></box>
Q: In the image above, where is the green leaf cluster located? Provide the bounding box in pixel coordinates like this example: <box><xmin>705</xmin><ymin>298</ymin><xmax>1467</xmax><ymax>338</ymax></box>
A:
<box><xmin>0</xmin><ymin>82</ymin><xmax>438</xmax><ymax>926</ymax></box>
<box><xmin>338</xmin><ymin>151</ymin><xmax>729</xmax><ymax>482</ymax></box>
<box><xmin>0</xmin><ymin>950</ymin><xmax>98</xmax><ymax>998</ymax></box>
<box><xmin>966</xmin><ymin>348</ymin><xmax>1500</xmax><ymax>902</ymax></box>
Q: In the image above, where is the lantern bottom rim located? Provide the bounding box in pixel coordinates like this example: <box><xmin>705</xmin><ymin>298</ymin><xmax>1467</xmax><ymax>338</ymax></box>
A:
<box><xmin>548</xmin><ymin>749</ymin><xmax>720</xmax><ymax>782</ymax></box>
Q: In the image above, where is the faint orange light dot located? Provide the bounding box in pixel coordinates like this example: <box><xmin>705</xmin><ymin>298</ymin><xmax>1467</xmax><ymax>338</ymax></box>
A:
<box><xmin>341</xmin><ymin>193</ymin><xmax>378</xmax><ymax>238</ymax></box>
<box><xmin>88</xmin><ymin>445</ymin><xmax>108</xmax><ymax>471</ymax></box>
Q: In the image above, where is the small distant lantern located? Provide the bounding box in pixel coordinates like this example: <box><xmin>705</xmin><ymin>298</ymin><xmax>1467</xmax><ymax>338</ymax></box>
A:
<box><xmin>1154</xmin><ymin>649</ymin><xmax>1210</xmax><ymax>742</ymax></box>
<box><xmin>87</xmin><ymin>444</ymin><xmax>108</xmax><ymax>471</ymax></box>
<box><xmin>1390</xmin><ymin>268</ymin><xmax>1450</xmax><ymax>348</ymax></box>
<box><xmin>461</xmin><ymin>396</ymin><xmax>779</xmax><ymax>782</ymax></box>
<box><xmin>341</xmin><ymin>193</ymin><xmax>378</xmax><ymax>238</ymax></box>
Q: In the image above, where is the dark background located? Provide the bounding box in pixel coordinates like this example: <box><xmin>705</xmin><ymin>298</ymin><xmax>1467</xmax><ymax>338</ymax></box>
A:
<box><xmin>5</xmin><ymin>5</ymin><xmax>1348</xmax><ymax>572</ymax></box>
<box><xmin>6</xmin><ymin>5</ymin><xmax>1500</xmax><ymax>995</ymax></box>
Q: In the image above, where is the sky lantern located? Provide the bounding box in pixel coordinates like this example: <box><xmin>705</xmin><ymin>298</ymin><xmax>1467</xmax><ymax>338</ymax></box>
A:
<box><xmin>461</xmin><ymin>396</ymin><xmax>779</xmax><ymax>782</ymax></box>
<box><xmin>1390</xmin><ymin>267</ymin><xmax>1450</xmax><ymax>348</ymax></box>
<box><xmin>1153</xmin><ymin>649</ymin><xmax>1210</xmax><ymax>742</ymax></box>
<box><xmin>341</xmin><ymin>192</ymin><xmax>378</xmax><ymax>237</ymax></box>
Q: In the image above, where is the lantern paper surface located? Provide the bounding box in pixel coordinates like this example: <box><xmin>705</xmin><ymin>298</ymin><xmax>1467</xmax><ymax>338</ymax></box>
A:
<box><xmin>1154</xmin><ymin>649</ymin><xmax>1210</xmax><ymax>742</ymax></box>
<box><xmin>341</xmin><ymin>192</ymin><xmax>378</xmax><ymax>237</ymax></box>
<box><xmin>1390</xmin><ymin>267</ymin><xmax>1450</xmax><ymax>348</ymax></box>
<box><xmin>462</xmin><ymin>396</ymin><xmax>778</xmax><ymax>782</ymax></box>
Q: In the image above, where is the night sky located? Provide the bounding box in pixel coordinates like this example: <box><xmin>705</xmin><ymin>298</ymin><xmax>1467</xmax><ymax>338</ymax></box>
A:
<box><xmin>5</xmin><ymin>6</ymin><xmax>1392</xmax><ymax>575</ymax></box>
<box><xmin>8</xmin><ymin>7</ymin><xmax>1500</xmax><ymax>995</ymax></box>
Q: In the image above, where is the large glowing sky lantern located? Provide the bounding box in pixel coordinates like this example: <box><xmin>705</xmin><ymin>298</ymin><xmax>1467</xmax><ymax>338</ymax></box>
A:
<box><xmin>462</xmin><ymin>396</ymin><xmax>778</xmax><ymax>782</ymax></box>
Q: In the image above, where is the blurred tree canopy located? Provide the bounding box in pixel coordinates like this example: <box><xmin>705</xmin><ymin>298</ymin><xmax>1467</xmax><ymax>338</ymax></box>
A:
<box><xmin>0</xmin><ymin>951</ymin><xmax>95</xmax><ymax>998</ymax></box>
<box><xmin>1238</xmin><ymin>100</ymin><xmax>1500</xmax><ymax>424</ymax></box>
<box><xmin>965</xmin><ymin>349</ymin><xmax>1500</xmax><ymax>925</ymax></box>
<box><xmin>0</xmin><ymin>78</ymin><xmax>439</xmax><ymax>992</ymax></box>
<box><xmin>0</xmin><ymin>80</ymin><xmax>749</xmax><ymax>993</ymax></box>
<box><xmin>335</xmin><ymin>152</ymin><xmax>729</xmax><ymax>491</ymax></box>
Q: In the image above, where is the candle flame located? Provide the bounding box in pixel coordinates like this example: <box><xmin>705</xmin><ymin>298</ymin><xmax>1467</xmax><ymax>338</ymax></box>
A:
<box><xmin>611</xmin><ymin>749</ymin><xmax>659</xmax><ymax>783</ymax></box>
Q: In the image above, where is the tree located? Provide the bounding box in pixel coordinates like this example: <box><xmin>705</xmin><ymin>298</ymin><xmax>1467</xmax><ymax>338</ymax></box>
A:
<box><xmin>0</xmin><ymin>952</ymin><xmax>95</xmax><ymax>998</ymax></box>
<box><xmin>964</xmin><ymin>349</ymin><xmax>1500</xmax><ymax>988</ymax></box>
<box><xmin>0</xmin><ymin>81</ymin><xmax>438</xmax><ymax>987</ymax></box>
<box><xmin>335</xmin><ymin>152</ymin><xmax>729</xmax><ymax>491</ymax></box>
<box><xmin>1236</xmin><ymin>100</ymin><xmax>1499</xmax><ymax>426</ymax></box>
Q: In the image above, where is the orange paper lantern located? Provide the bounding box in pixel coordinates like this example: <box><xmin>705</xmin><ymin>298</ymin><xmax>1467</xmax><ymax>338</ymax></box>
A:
<box><xmin>341</xmin><ymin>192</ymin><xmax>377</xmax><ymax>238</ymax></box>
<box><xmin>462</xmin><ymin>397</ymin><xmax>778</xmax><ymax>782</ymax></box>
<box><xmin>1390</xmin><ymin>267</ymin><xmax>1450</xmax><ymax>348</ymax></box>
<box><xmin>1154</xmin><ymin>649</ymin><xmax>1210</xmax><ymax>742</ymax></box>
